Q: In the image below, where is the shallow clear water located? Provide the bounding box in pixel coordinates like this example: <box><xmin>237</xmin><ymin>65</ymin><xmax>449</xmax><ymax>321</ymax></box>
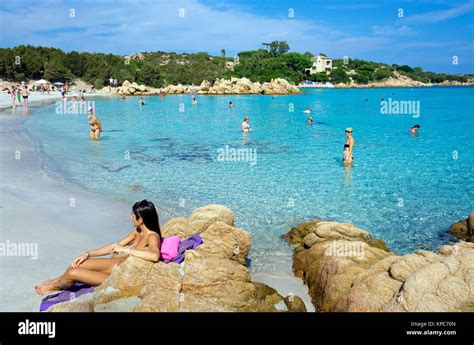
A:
<box><xmin>21</xmin><ymin>88</ymin><xmax>474</xmax><ymax>273</ymax></box>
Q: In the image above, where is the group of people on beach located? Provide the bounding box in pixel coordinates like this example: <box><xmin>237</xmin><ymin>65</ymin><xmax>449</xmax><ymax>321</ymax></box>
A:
<box><xmin>10</xmin><ymin>83</ymin><xmax>30</xmax><ymax>108</ymax></box>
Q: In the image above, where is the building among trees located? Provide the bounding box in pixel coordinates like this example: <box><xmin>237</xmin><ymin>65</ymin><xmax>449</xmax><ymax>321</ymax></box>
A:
<box><xmin>307</xmin><ymin>55</ymin><xmax>332</xmax><ymax>74</ymax></box>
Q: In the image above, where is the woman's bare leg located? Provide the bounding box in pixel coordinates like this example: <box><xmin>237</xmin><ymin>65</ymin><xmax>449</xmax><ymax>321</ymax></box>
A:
<box><xmin>36</xmin><ymin>257</ymin><xmax>125</xmax><ymax>294</ymax></box>
<box><xmin>36</xmin><ymin>268</ymin><xmax>109</xmax><ymax>295</ymax></box>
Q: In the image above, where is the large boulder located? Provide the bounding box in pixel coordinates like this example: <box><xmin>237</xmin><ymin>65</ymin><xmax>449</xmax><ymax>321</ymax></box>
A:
<box><xmin>196</xmin><ymin>221</ymin><xmax>251</xmax><ymax>264</ymax></box>
<box><xmin>449</xmin><ymin>212</ymin><xmax>474</xmax><ymax>242</ymax></box>
<box><xmin>285</xmin><ymin>220</ymin><xmax>474</xmax><ymax>312</ymax></box>
<box><xmin>188</xmin><ymin>204</ymin><xmax>235</xmax><ymax>233</ymax></box>
<box><xmin>161</xmin><ymin>204</ymin><xmax>235</xmax><ymax>239</ymax></box>
<box><xmin>198</xmin><ymin>80</ymin><xmax>210</xmax><ymax>93</ymax></box>
<box><xmin>47</xmin><ymin>205</ymin><xmax>304</xmax><ymax>312</ymax></box>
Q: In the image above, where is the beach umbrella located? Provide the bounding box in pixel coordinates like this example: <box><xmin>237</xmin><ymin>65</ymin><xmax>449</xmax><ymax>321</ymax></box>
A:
<box><xmin>32</xmin><ymin>79</ymin><xmax>50</xmax><ymax>85</ymax></box>
<box><xmin>53</xmin><ymin>82</ymin><xmax>64</xmax><ymax>86</ymax></box>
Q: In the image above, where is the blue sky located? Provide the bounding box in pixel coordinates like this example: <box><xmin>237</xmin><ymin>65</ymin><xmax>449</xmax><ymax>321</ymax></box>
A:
<box><xmin>1</xmin><ymin>0</ymin><xmax>473</xmax><ymax>73</ymax></box>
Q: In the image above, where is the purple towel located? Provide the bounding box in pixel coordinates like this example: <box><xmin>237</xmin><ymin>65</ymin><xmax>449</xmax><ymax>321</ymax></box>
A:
<box><xmin>164</xmin><ymin>233</ymin><xmax>203</xmax><ymax>264</ymax></box>
<box><xmin>39</xmin><ymin>282</ymin><xmax>95</xmax><ymax>312</ymax></box>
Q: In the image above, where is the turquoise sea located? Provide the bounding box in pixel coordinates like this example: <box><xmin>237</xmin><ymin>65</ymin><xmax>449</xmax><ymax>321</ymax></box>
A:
<box><xmin>20</xmin><ymin>87</ymin><xmax>474</xmax><ymax>273</ymax></box>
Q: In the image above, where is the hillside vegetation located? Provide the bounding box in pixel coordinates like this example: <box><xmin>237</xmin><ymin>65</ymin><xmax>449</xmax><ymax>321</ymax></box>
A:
<box><xmin>0</xmin><ymin>42</ymin><xmax>469</xmax><ymax>87</ymax></box>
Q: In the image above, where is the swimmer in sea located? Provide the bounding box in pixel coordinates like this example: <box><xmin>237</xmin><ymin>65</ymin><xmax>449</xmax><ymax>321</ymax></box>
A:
<box><xmin>306</xmin><ymin>115</ymin><xmax>314</xmax><ymax>124</ymax></box>
<box><xmin>88</xmin><ymin>111</ymin><xmax>103</xmax><ymax>140</ymax></box>
<box><xmin>229</xmin><ymin>101</ymin><xmax>234</xmax><ymax>108</ymax></box>
<box><xmin>242</xmin><ymin>116</ymin><xmax>251</xmax><ymax>132</ymax></box>
<box><xmin>304</xmin><ymin>107</ymin><xmax>312</xmax><ymax>114</ymax></box>
<box><xmin>139</xmin><ymin>97</ymin><xmax>145</xmax><ymax>105</ymax></box>
<box><xmin>343</xmin><ymin>127</ymin><xmax>355</xmax><ymax>166</ymax></box>
<box><xmin>409</xmin><ymin>124</ymin><xmax>420</xmax><ymax>135</ymax></box>
<box><xmin>192</xmin><ymin>96</ymin><xmax>197</xmax><ymax>105</ymax></box>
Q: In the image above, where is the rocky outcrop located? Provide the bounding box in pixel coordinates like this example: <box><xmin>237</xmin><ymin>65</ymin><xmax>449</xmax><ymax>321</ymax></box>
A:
<box><xmin>334</xmin><ymin>72</ymin><xmax>428</xmax><ymax>88</ymax></box>
<box><xmin>47</xmin><ymin>205</ymin><xmax>304</xmax><ymax>312</ymax></box>
<box><xmin>450</xmin><ymin>212</ymin><xmax>474</xmax><ymax>242</ymax></box>
<box><xmin>100</xmin><ymin>80</ymin><xmax>159</xmax><ymax>96</ymax></box>
<box><xmin>284</xmin><ymin>220</ymin><xmax>474</xmax><ymax>312</ymax></box>
<box><xmin>163</xmin><ymin>77</ymin><xmax>301</xmax><ymax>95</ymax></box>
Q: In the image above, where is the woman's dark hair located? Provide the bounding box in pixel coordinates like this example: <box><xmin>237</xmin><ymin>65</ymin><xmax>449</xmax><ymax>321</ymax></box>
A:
<box><xmin>132</xmin><ymin>200</ymin><xmax>162</xmax><ymax>239</ymax></box>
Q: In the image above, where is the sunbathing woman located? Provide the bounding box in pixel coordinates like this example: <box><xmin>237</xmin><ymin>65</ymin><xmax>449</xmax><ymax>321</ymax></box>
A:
<box><xmin>88</xmin><ymin>111</ymin><xmax>102</xmax><ymax>140</ymax></box>
<box><xmin>35</xmin><ymin>200</ymin><xmax>162</xmax><ymax>295</ymax></box>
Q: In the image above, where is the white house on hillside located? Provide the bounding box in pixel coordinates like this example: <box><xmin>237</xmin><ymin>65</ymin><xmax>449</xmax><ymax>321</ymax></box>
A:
<box><xmin>307</xmin><ymin>55</ymin><xmax>333</xmax><ymax>74</ymax></box>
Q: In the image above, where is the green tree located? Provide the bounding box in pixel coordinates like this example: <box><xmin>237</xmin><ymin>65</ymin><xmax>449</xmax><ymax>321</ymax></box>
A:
<box><xmin>373</xmin><ymin>68</ymin><xmax>392</xmax><ymax>80</ymax></box>
<box><xmin>308</xmin><ymin>72</ymin><xmax>329</xmax><ymax>82</ymax></box>
<box><xmin>268</xmin><ymin>41</ymin><xmax>290</xmax><ymax>57</ymax></box>
<box><xmin>136</xmin><ymin>63</ymin><xmax>161</xmax><ymax>87</ymax></box>
<box><xmin>397</xmin><ymin>65</ymin><xmax>414</xmax><ymax>73</ymax></box>
<box><xmin>65</xmin><ymin>51</ymin><xmax>87</xmax><ymax>77</ymax></box>
<box><xmin>329</xmin><ymin>68</ymin><xmax>350</xmax><ymax>84</ymax></box>
<box><xmin>43</xmin><ymin>59</ymin><xmax>73</xmax><ymax>82</ymax></box>
<box><xmin>353</xmin><ymin>70</ymin><xmax>371</xmax><ymax>84</ymax></box>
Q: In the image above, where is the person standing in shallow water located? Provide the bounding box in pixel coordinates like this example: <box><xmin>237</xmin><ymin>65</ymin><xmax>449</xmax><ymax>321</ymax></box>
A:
<box><xmin>88</xmin><ymin>111</ymin><xmax>102</xmax><ymax>140</ymax></box>
<box><xmin>242</xmin><ymin>116</ymin><xmax>251</xmax><ymax>132</ymax></box>
<box><xmin>21</xmin><ymin>86</ymin><xmax>29</xmax><ymax>108</ymax></box>
<box><xmin>343</xmin><ymin>128</ymin><xmax>355</xmax><ymax>166</ymax></box>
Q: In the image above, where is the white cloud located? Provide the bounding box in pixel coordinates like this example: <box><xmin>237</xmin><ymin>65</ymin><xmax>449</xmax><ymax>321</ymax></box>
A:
<box><xmin>371</xmin><ymin>25</ymin><xmax>416</xmax><ymax>36</ymax></box>
<box><xmin>403</xmin><ymin>0</ymin><xmax>474</xmax><ymax>24</ymax></box>
<box><xmin>0</xmin><ymin>0</ymin><xmax>340</xmax><ymax>56</ymax></box>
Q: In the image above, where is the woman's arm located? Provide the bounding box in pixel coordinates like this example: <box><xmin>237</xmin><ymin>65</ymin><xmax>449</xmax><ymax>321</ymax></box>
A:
<box><xmin>116</xmin><ymin>233</ymin><xmax>160</xmax><ymax>262</ymax></box>
<box><xmin>87</xmin><ymin>230</ymin><xmax>136</xmax><ymax>257</ymax></box>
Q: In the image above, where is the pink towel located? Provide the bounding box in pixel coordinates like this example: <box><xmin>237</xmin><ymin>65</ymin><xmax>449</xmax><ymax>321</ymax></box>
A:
<box><xmin>160</xmin><ymin>236</ymin><xmax>181</xmax><ymax>261</ymax></box>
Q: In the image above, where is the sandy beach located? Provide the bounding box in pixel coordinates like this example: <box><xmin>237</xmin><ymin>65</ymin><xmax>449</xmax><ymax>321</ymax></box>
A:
<box><xmin>0</xmin><ymin>90</ymin><xmax>110</xmax><ymax>110</ymax></box>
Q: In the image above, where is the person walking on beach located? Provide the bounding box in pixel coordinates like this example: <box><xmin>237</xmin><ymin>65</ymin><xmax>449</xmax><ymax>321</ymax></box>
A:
<box><xmin>343</xmin><ymin>128</ymin><xmax>355</xmax><ymax>166</ymax></box>
<box><xmin>16</xmin><ymin>85</ymin><xmax>22</xmax><ymax>104</ymax></box>
<box><xmin>72</xmin><ymin>96</ymin><xmax>78</xmax><ymax>113</ymax></box>
<box><xmin>88</xmin><ymin>111</ymin><xmax>102</xmax><ymax>140</ymax></box>
<box><xmin>11</xmin><ymin>87</ymin><xmax>17</xmax><ymax>107</ymax></box>
<box><xmin>242</xmin><ymin>116</ymin><xmax>251</xmax><ymax>132</ymax></box>
<box><xmin>35</xmin><ymin>200</ymin><xmax>162</xmax><ymax>295</ymax></box>
<box><xmin>21</xmin><ymin>86</ymin><xmax>29</xmax><ymax>108</ymax></box>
